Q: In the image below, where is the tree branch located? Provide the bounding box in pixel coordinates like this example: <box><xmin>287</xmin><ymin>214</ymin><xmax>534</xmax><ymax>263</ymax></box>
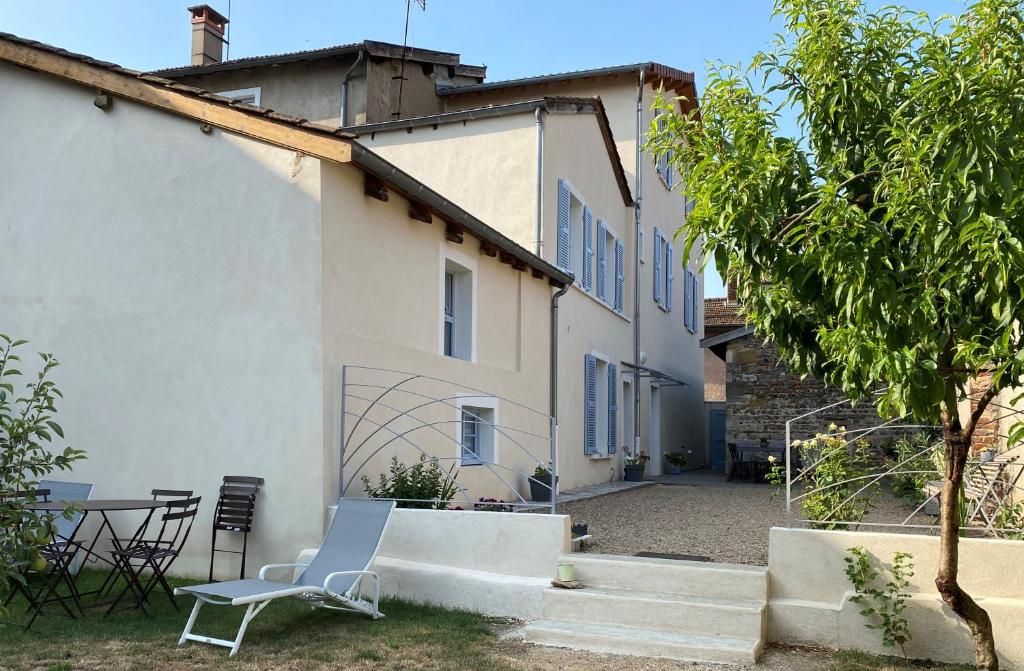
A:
<box><xmin>776</xmin><ymin>170</ymin><xmax>880</xmax><ymax>239</ymax></box>
<box><xmin>964</xmin><ymin>383</ymin><xmax>999</xmax><ymax>444</ymax></box>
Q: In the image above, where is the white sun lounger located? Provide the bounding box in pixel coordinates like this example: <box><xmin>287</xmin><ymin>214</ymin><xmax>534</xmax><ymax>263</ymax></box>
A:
<box><xmin>174</xmin><ymin>497</ymin><xmax>396</xmax><ymax>656</ymax></box>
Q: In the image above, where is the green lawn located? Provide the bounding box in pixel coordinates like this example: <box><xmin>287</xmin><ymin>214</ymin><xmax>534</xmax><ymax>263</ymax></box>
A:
<box><xmin>0</xmin><ymin>571</ymin><xmax>515</xmax><ymax>671</ymax></box>
<box><xmin>0</xmin><ymin>573</ymin><xmax>978</xmax><ymax>671</ymax></box>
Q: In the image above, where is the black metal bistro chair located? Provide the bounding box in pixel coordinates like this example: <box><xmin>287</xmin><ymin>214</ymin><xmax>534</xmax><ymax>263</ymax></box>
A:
<box><xmin>106</xmin><ymin>496</ymin><xmax>202</xmax><ymax>615</ymax></box>
<box><xmin>727</xmin><ymin>443</ymin><xmax>755</xmax><ymax>482</ymax></box>
<box><xmin>208</xmin><ymin>476</ymin><xmax>264</xmax><ymax>581</ymax></box>
<box><xmin>3</xmin><ymin>487</ymin><xmax>88</xmax><ymax>628</ymax></box>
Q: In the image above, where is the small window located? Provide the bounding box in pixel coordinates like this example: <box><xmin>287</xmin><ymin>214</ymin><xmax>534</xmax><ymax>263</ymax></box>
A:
<box><xmin>458</xmin><ymin>402</ymin><xmax>496</xmax><ymax>466</ymax></box>
<box><xmin>442</xmin><ymin>256</ymin><xmax>474</xmax><ymax>360</ymax></box>
<box><xmin>655</xmin><ymin>112</ymin><xmax>674</xmax><ymax>189</ymax></box>
<box><xmin>217</xmin><ymin>86</ymin><xmax>262</xmax><ymax>106</ymax></box>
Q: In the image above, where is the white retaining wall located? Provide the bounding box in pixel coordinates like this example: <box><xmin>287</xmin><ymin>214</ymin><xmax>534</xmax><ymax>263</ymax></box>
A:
<box><xmin>769</xmin><ymin>527</ymin><xmax>1024</xmax><ymax>669</ymax></box>
<box><xmin>298</xmin><ymin>507</ymin><xmax>570</xmax><ymax>619</ymax></box>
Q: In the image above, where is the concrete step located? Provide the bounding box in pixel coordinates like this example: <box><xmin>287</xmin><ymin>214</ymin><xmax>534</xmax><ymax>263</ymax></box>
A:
<box><xmin>541</xmin><ymin>586</ymin><xmax>766</xmax><ymax>640</ymax></box>
<box><xmin>523</xmin><ymin>619</ymin><xmax>761</xmax><ymax>665</ymax></box>
<box><xmin>562</xmin><ymin>552</ymin><xmax>769</xmax><ymax>601</ymax></box>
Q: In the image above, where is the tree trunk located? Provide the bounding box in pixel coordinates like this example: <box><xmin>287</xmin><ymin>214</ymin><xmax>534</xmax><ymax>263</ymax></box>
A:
<box><xmin>938</xmin><ymin>411</ymin><xmax>999</xmax><ymax>670</ymax></box>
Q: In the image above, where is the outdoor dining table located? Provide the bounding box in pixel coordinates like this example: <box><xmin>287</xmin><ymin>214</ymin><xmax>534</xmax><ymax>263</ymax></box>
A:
<box><xmin>735</xmin><ymin>446</ymin><xmax>786</xmax><ymax>482</ymax></box>
<box><xmin>31</xmin><ymin>499</ymin><xmax>166</xmax><ymax>613</ymax></box>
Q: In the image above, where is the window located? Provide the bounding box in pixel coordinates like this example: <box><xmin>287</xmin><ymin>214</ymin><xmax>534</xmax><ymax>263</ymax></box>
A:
<box><xmin>443</xmin><ymin>272</ymin><xmax>455</xmax><ymax>356</ymax></box>
<box><xmin>684</xmin><ymin>268</ymin><xmax>699</xmax><ymax>333</ymax></box>
<box><xmin>440</xmin><ymin>251</ymin><xmax>475</xmax><ymax>361</ymax></box>
<box><xmin>653</xmin><ymin>228</ymin><xmax>673</xmax><ymax>311</ymax></box>
<box><xmin>456</xmin><ymin>397</ymin><xmax>497</xmax><ymax>466</ymax></box>
<box><xmin>556</xmin><ymin>179</ymin><xmax>593</xmax><ymax>292</ymax></box>
<box><xmin>584</xmin><ymin>354</ymin><xmax>618</xmax><ymax>456</ymax></box>
<box><xmin>217</xmin><ymin>87</ymin><xmax>262</xmax><ymax>106</ymax></box>
<box><xmin>655</xmin><ymin>112</ymin><xmax>674</xmax><ymax>189</ymax></box>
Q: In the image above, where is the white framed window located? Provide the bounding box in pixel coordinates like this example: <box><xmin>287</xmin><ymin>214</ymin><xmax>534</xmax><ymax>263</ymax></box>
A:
<box><xmin>584</xmin><ymin>353</ymin><xmax>618</xmax><ymax>457</ymax></box>
<box><xmin>653</xmin><ymin>228</ymin><xmax>673</xmax><ymax>311</ymax></box>
<box><xmin>456</xmin><ymin>396</ymin><xmax>498</xmax><ymax>466</ymax></box>
<box><xmin>217</xmin><ymin>86</ymin><xmax>262</xmax><ymax>106</ymax></box>
<box><xmin>655</xmin><ymin>112</ymin><xmax>674</xmax><ymax>189</ymax></box>
<box><xmin>556</xmin><ymin>179</ymin><xmax>593</xmax><ymax>291</ymax></box>
<box><xmin>439</xmin><ymin>247</ymin><xmax>476</xmax><ymax>361</ymax></box>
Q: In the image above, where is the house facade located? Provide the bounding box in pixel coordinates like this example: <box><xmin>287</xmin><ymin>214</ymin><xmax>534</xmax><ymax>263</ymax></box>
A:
<box><xmin>156</xmin><ymin>7</ymin><xmax>708</xmax><ymax>482</ymax></box>
<box><xmin>0</xmin><ymin>32</ymin><xmax>570</xmax><ymax>574</ymax></box>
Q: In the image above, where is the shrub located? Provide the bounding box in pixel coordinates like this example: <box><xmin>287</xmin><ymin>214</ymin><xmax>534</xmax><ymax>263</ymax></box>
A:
<box><xmin>887</xmin><ymin>432</ymin><xmax>941</xmax><ymax>502</ymax></box>
<box><xmin>792</xmin><ymin>426</ymin><xmax>876</xmax><ymax>530</ymax></box>
<box><xmin>362</xmin><ymin>455</ymin><xmax>459</xmax><ymax>510</ymax></box>
<box><xmin>0</xmin><ymin>335</ymin><xmax>86</xmax><ymax>617</ymax></box>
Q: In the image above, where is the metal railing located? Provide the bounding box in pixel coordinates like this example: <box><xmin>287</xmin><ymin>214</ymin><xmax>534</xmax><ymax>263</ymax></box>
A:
<box><xmin>783</xmin><ymin>390</ymin><xmax>1024</xmax><ymax>537</ymax></box>
<box><xmin>339</xmin><ymin>365</ymin><xmax>558</xmax><ymax>513</ymax></box>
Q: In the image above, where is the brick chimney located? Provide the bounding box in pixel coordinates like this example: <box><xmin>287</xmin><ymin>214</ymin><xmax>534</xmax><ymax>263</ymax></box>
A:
<box><xmin>726</xmin><ymin>278</ymin><xmax>738</xmax><ymax>304</ymax></box>
<box><xmin>188</xmin><ymin>5</ymin><xmax>229</xmax><ymax>66</ymax></box>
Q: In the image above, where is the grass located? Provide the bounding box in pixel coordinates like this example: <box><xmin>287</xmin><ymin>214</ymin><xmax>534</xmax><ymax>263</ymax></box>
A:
<box><xmin>0</xmin><ymin>571</ymin><xmax>517</xmax><ymax>671</ymax></box>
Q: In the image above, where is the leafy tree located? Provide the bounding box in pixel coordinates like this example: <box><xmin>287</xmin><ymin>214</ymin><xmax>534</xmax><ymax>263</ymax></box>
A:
<box><xmin>0</xmin><ymin>335</ymin><xmax>85</xmax><ymax>617</ymax></box>
<box><xmin>649</xmin><ymin>1</ymin><xmax>1024</xmax><ymax>668</ymax></box>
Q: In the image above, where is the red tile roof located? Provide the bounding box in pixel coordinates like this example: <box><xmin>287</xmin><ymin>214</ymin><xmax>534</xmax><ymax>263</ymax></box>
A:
<box><xmin>704</xmin><ymin>298</ymin><xmax>745</xmax><ymax>329</ymax></box>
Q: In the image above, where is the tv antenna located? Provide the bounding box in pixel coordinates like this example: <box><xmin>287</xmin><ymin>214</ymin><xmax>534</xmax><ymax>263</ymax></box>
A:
<box><xmin>393</xmin><ymin>0</ymin><xmax>426</xmax><ymax>119</ymax></box>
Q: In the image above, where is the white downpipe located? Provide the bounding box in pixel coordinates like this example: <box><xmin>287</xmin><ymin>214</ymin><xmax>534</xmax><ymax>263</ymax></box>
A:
<box><xmin>632</xmin><ymin>68</ymin><xmax>645</xmax><ymax>462</ymax></box>
<box><xmin>535</xmin><ymin>107</ymin><xmax>545</xmax><ymax>256</ymax></box>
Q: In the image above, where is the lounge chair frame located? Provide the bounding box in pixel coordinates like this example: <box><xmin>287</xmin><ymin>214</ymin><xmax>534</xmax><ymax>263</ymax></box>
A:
<box><xmin>175</xmin><ymin>498</ymin><xmax>394</xmax><ymax>656</ymax></box>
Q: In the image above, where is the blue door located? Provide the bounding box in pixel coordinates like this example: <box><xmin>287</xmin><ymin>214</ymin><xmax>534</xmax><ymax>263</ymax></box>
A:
<box><xmin>708</xmin><ymin>408</ymin><xmax>726</xmax><ymax>470</ymax></box>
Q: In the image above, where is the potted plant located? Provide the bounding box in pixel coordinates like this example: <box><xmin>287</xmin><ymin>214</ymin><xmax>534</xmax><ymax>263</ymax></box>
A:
<box><xmin>623</xmin><ymin>449</ymin><xmax>649</xmax><ymax>482</ymax></box>
<box><xmin>665</xmin><ymin>451</ymin><xmax>688</xmax><ymax>475</ymax></box>
<box><xmin>529</xmin><ymin>462</ymin><xmax>557</xmax><ymax>502</ymax></box>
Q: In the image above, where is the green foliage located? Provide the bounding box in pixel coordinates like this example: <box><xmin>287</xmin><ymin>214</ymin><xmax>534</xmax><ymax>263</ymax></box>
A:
<box><xmin>844</xmin><ymin>546</ymin><xmax>915</xmax><ymax>657</ymax></box>
<box><xmin>361</xmin><ymin>455</ymin><xmax>459</xmax><ymax>510</ymax></box>
<box><xmin>665</xmin><ymin>451</ymin><xmax>688</xmax><ymax>468</ymax></box>
<box><xmin>994</xmin><ymin>501</ymin><xmax>1024</xmax><ymax>540</ymax></box>
<box><xmin>791</xmin><ymin>427</ymin><xmax>876</xmax><ymax>529</ymax></box>
<box><xmin>533</xmin><ymin>462</ymin><xmax>551</xmax><ymax>477</ymax></box>
<box><xmin>887</xmin><ymin>432</ymin><xmax>941</xmax><ymax>501</ymax></box>
<box><xmin>0</xmin><ymin>335</ymin><xmax>86</xmax><ymax>619</ymax></box>
<box><xmin>647</xmin><ymin>0</ymin><xmax>1024</xmax><ymax>428</ymax></box>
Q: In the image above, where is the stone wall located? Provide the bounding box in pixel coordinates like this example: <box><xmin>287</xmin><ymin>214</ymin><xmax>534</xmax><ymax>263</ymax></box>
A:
<box><xmin>725</xmin><ymin>335</ymin><xmax>898</xmax><ymax>449</ymax></box>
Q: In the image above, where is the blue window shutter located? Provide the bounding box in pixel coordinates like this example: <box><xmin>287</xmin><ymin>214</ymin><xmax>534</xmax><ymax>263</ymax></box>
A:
<box><xmin>653</xmin><ymin>228</ymin><xmax>662</xmax><ymax>303</ymax></box>
<box><xmin>608</xmin><ymin>363</ymin><xmax>618</xmax><ymax>454</ymax></box>
<box><xmin>557</xmin><ymin>179</ymin><xmax>570</xmax><ymax>271</ymax></box>
<box><xmin>584</xmin><ymin>354</ymin><xmax>597</xmax><ymax>455</ymax></box>
<box><xmin>582</xmin><ymin>207</ymin><xmax>593</xmax><ymax>292</ymax></box>
<box><xmin>614</xmin><ymin>239</ymin><xmax>625</xmax><ymax>313</ymax></box>
<box><xmin>690</xmin><ymin>271</ymin><xmax>699</xmax><ymax>332</ymax></box>
<box><xmin>596</xmin><ymin>220</ymin><xmax>607</xmax><ymax>300</ymax></box>
<box><xmin>665</xmin><ymin>243</ymin><xmax>674</xmax><ymax>312</ymax></box>
<box><xmin>684</xmin><ymin>269</ymin><xmax>693</xmax><ymax>331</ymax></box>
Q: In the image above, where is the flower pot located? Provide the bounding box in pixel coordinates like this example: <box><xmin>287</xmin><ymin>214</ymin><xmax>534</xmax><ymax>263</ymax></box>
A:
<box><xmin>667</xmin><ymin>466</ymin><xmax>682</xmax><ymax>476</ymax></box>
<box><xmin>571</xmin><ymin>522</ymin><xmax>588</xmax><ymax>538</ymax></box>
<box><xmin>623</xmin><ymin>464</ymin><xmax>645</xmax><ymax>482</ymax></box>
<box><xmin>529</xmin><ymin>474</ymin><xmax>557</xmax><ymax>502</ymax></box>
<box><xmin>980</xmin><ymin>449</ymin><xmax>996</xmax><ymax>463</ymax></box>
<box><xmin>557</xmin><ymin>562</ymin><xmax>577</xmax><ymax>582</ymax></box>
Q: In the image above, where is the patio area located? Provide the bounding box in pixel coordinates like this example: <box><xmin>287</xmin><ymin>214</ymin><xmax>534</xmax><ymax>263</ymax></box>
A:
<box><xmin>559</xmin><ymin>470</ymin><xmax>938</xmax><ymax>565</ymax></box>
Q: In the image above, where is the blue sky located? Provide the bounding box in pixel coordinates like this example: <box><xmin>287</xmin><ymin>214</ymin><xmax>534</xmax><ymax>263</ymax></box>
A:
<box><xmin>1</xmin><ymin>0</ymin><xmax>967</xmax><ymax>297</ymax></box>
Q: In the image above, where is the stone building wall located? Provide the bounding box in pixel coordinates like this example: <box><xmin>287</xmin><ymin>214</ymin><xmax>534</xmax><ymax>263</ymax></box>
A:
<box><xmin>725</xmin><ymin>335</ymin><xmax>898</xmax><ymax>449</ymax></box>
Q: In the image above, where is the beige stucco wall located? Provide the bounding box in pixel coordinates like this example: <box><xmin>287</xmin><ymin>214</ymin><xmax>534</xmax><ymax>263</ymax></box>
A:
<box><xmin>359</xmin><ymin>113</ymin><xmax>539</xmax><ymax>250</ymax></box>
<box><xmin>769</xmin><ymin>527</ymin><xmax>1024</xmax><ymax>668</ymax></box>
<box><xmin>319</xmin><ymin>161</ymin><xmax>556</xmax><ymax>505</ymax></box>
<box><xmin>0</xmin><ymin>61</ymin><xmax>327</xmax><ymax>576</ymax></box>
<box><xmin>177</xmin><ymin>57</ymin><xmax>366</xmax><ymax>127</ymax></box>
<box><xmin>446</xmin><ymin>78</ymin><xmax>707</xmax><ymax>471</ymax></box>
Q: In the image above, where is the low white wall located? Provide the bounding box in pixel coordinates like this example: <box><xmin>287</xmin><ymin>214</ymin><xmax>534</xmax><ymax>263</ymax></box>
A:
<box><xmin>769</xmin><ymin>527</ymin><xmax>1024</xmax><ymax>669</ymax></box>
<box><xmin>298</xmin><ymin>507</ymin><xmax>570</xmax><ymax>619</ymax></box>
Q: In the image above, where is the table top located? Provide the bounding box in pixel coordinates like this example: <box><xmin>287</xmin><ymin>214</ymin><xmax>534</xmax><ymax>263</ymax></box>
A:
<box><xmin>32</xmin><ymin>499</ymin><xmax>165</xmax><ymax>512</ymax></box>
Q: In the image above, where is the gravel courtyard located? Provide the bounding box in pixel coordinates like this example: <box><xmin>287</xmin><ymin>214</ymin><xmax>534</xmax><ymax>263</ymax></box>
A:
<box><xmin>559</xmin><ymin>472</ymin><xmax>935</xmax><ymax>565</ymax></box>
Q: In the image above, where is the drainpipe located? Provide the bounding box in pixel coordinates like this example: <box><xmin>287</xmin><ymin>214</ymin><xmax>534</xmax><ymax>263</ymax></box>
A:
<box><xmin>339</xmin><ymin>50</ymin><xmax>365</xmax><ymax>127</ymax></box>
<box><xmin>632</xmin><ymin>67</ymin><xmax>645</xmax><ymax>462</ymax></box>
<box><xmin>534</xmin><ymin>106</ymin><xmax>545</xmax><ymax>256</ymax></box>
<box><xmin>549</xmin><ymin>280</ymin><xmax>571</xmax><ymax>513</ymax></box>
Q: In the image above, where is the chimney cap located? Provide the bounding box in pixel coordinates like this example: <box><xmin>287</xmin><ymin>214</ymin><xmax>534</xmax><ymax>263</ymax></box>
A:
<box><xmin>188</xmin><ymin>5</ymin><xmax>229</xmax><ymax>32</ymax></box>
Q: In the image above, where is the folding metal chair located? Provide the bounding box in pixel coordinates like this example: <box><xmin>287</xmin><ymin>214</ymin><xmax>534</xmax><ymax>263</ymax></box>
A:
<box><xmin>208</xmin><ymin>476</ymin><xmax>264</xmax><ymax>581</ymax></box>
<box><xmin>106</xmin><ymin>496</ymin><xmax>202</xmax><ymax>614</ymax></box>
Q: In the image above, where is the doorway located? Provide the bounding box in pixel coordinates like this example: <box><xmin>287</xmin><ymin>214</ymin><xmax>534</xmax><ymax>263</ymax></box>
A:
<box><xmin>623</xmin><ymin>379</ymin><xmax>634</xmax><ymax>458</ymax></box>
<box><xmin>708</xmin><ymin>406</ymin><xmax>726</xmax><ymax>471</ymax></box>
